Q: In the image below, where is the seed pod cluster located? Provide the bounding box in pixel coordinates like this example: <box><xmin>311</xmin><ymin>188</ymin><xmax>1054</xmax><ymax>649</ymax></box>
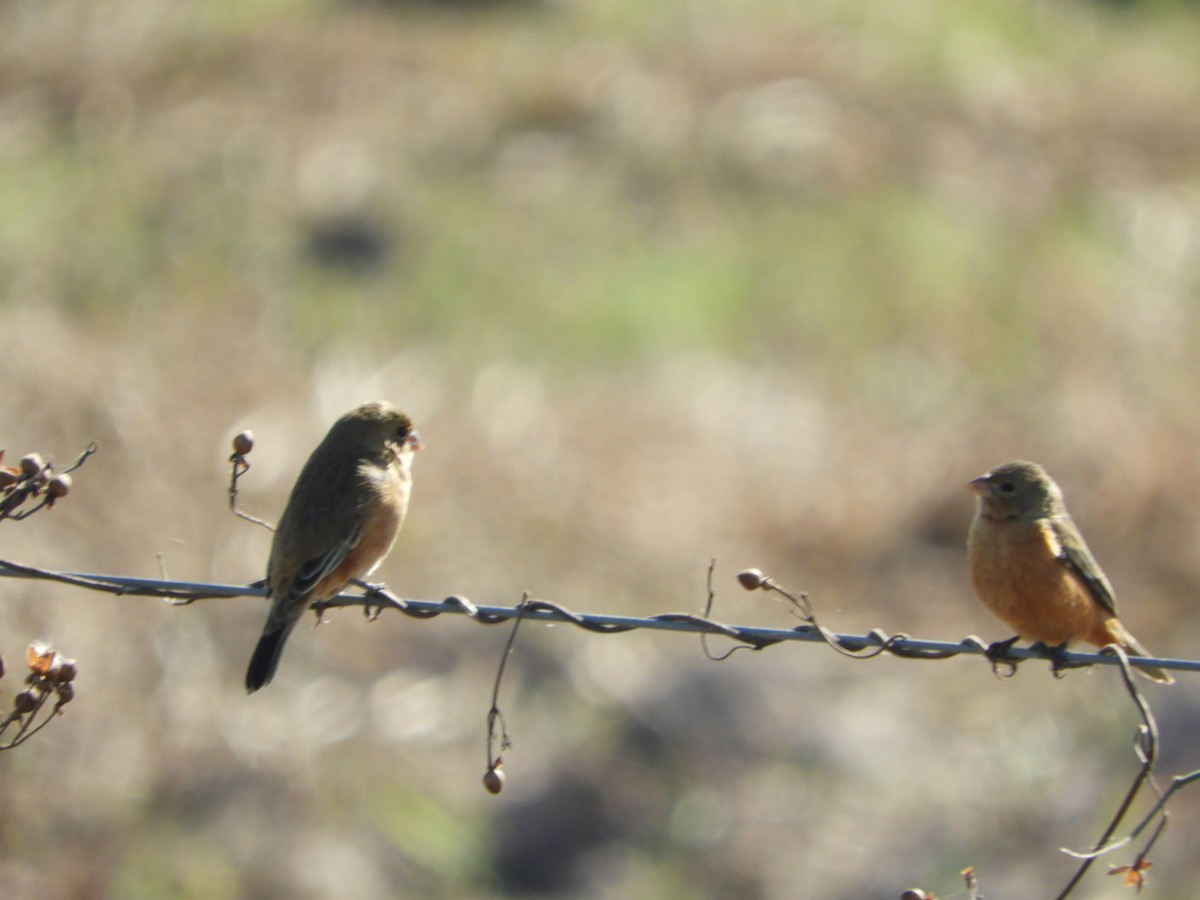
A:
<box><xmin>4</xmin><ymin>640</ymin><xmax>79</xmax><ymax>730</ymax></box>
<box><xmin>0</xmin><ymin>447</ymin><xmax>79</xmax><ymax>519</ymax></box>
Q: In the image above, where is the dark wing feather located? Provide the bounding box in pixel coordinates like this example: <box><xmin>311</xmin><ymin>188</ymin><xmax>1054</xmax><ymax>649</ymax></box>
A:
<box><xmin>290</xmin><ymin>520</ymin><xmax>363</xmax><ymax>598</ymax></box>
<box><xmin>263</xmin><ymin>521</ymin><xmax>364</xmax><ymax>633</ymax></box>
<box><xmin>1050</xmin><ymin>515</ymin><xmax>1119</xmax><ymax>617</ymax></box>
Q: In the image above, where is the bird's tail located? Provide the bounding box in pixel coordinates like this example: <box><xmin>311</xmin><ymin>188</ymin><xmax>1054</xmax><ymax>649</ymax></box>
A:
<box><xmin>1109</xmin><ymin>621</ymin><xmax>1174</xmax><ymax>685</ymax></box>
<box><xmin>245</xmin><ymin>618</ymin><xmax>299</xmax><ymax>693</ymax></box>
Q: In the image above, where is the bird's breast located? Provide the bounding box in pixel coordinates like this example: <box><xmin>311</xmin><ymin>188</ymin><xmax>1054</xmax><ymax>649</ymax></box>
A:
<box><xmin>968</xmin><ymin>514</ymin><xmax>1096</xmax><ymax>644</ymax></box>
<box><xmin>350</xmin><ymin>459</ymin><xmax>411</xmax><ymax>577</ymax></box>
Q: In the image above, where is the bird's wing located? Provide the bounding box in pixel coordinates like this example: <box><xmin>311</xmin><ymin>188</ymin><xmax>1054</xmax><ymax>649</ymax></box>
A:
<box><xmin>288</xmin><ymin>520</ymin><xmax>364</xmax><ymax>602</ymax></box>
<box><xmin>267</xmin><ymin>446</ymin><xmax>371</xmax><ymax>603</ymax></box>
<box><xmin>1050</xmin><ymin>515</ymin><xmax>1120</xmax><ymax>617</ymax></box>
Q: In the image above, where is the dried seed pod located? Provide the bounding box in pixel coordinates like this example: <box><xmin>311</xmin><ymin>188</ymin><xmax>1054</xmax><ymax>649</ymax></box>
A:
<box><xmin>736</xmin><ymin>569</ymin><xmax>766</xmax><ymax>591</ymax></box>
<box><xmin>19</xmin><ymin>453</ymin><xmax>44</xmax><ymax>477</ymax></box>
<box><xmin>13</xmin><ymin>690</ymin><xmax>38</xmax><ymax>714</ymax></box>
<box><xmin>0</xmin><ymin>469</ymin><xmax>17</xmax><ymax>489</ymax></box>
<box><xmin>53</xmin><ymin>658</ymin><xmax>77</xmax><ymax>683</ymax></box>
<box><xmin>482</xmin><ymin>765</ymin><xmax>506</xmax><ymax>795</ymax></box>
<box><xmin>47</xmin><ymin>473</ymin><xmax>72</xmax><ymax>499</ymax></box>
<box><xmin>0</xmin><ymin>652</ymin><xmax>5</xmax><ymax>679</ymax></box>
<box><xmin>26</xmin><ymin>640</ymin><xmax>56</xmax><ymax>675</ymax></box>
<box><xmin>42</xmin><ymin>654</ymin><xmax>63</xmax><ymax>681</ymax></box>
<box><xmin>55</xmin><ymin>683</ymin><xmax>75</xmax><ymax>706</ymax></box>
<box><xmin>232</xmin><ymin>431</ymin><xmax>254</xmax><ymax>456</ymax></box>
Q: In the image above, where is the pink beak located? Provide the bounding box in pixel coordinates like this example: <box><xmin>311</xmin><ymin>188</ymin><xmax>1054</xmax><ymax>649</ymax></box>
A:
<box><xmin>408</xmin><ymin>431</ymin><xmax>424</xmax><ymax>452</ymax></box>
<box><xmin>967</xmin><ymin>474</ymin><xmax>988</xmax><ymax>494</ymax></box>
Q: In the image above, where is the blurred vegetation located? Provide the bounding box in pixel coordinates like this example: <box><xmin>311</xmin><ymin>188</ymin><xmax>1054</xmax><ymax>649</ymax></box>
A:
<box><xmin>2</xmin><ymin>0</ymin><xmax>1200</xmax><ymax>897</ymax></box>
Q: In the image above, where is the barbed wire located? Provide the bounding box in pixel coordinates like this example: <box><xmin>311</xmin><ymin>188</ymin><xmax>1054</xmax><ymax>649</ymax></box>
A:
<box><xmin>0</xmin><ymin>560</ymin><xmax>1196</xmax><ymax>677</ymax></box>
<box><xmin>0</xmin><ymin>555</ymin><xmax>1193</xmax><ymax>893</ymax></box>
<box><xmin>0</xmin><ymin>433</ymin><xmax>1186</xmax><ymax>897</ymax></box>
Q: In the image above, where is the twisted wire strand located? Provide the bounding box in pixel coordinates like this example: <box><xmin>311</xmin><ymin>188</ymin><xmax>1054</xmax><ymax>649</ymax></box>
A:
<box><xmin>0</xmin><ymin>560</ymin><xmax>1194</xmax><ymax>676</ymax></box>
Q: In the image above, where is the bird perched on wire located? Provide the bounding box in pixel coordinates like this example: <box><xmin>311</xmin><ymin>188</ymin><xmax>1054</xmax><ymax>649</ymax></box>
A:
<box><xmin>245</xmin><ymin>401</ymin><xmax>422</xmax><ymax>693</ymax></box>
<box><xmin>967</xmin><ymin>460</ymin><xmax>1172</xmax><ymax>684</ymax></box>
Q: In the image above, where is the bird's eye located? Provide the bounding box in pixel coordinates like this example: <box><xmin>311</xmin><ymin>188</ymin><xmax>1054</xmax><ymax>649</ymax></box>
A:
<box><xmin>999</xmin><ymin>481</ymin><xmax>1015</xmax><ymax>493</ymax></box>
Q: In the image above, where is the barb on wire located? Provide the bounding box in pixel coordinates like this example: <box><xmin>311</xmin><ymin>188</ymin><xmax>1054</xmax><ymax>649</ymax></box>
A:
<box><xmin>1055</xmin><ymin>646</ymin><xmax>1166</xmax><ymax>896</ymax></box>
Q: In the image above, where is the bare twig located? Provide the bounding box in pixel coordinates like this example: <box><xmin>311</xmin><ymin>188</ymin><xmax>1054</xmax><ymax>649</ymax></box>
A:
<box><xmin>59</xmin><ymin>442</ymin><xmax>99</xmax><ymax>475</ymax></box>
<box><xmin>700</xmin><ymin>559</ymin><xmax>760</xmax><ymax>660</ymax></box>
<box><xmin>0</xmin><ymin>442</ymin><xmax>96</xmax><ymax>523</ymax></box>
<box><xmin>1054</xmin><ymin>646</ymin><xmax>1161</xmax><ymax>898</ymax></box>
<box><xmin>963</xmin><ymin>866</ymin><xmax>981</xmax><ymax>900</ymax></box>
<box><xmin>1077</xmin><ymin>769</ymin><xmax>1200</xmax><ymax>861</ymax></box>
<box><xmin>227</xmin><ymin>431</ymin><xmax>275</xmax><ymax>532</ymax></box>
<box><xmin>482</xmin><ymin>593</ymin><xmax>529</xmax><ymax>794</ymax></box>
<box><xmin>737</xmin><ymin>567</ymin><xmax>950</xmax><ymax>661</ymax></box>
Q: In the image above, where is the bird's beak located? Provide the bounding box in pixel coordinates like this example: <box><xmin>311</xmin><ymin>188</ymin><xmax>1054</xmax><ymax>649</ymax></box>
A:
<box><xmin>967</xmin><ymin>474</ymin><xmax>989</xmax><ymax>495</ymax></box>
<box><xmin>408</xmin><ymin>431</ymin><xmax>424</xmax><ymax>452</ymax></box>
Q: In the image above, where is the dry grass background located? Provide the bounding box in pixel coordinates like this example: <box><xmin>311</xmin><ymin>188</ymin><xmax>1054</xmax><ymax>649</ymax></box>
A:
<box><xmin>2</xmin><ymin>0</ymin><xmax>1200</xmax><ymax>897</ymax></box>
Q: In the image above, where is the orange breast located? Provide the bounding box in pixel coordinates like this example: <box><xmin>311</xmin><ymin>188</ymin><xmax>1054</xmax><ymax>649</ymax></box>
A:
<box><xmin>968</xmin><ymin>515</ymin><xmax>1104</xmax><ymax>645</ymax></box>
<box><xmin>310</xmin><ymin>462</ymin><xmax>410</xmax><ymax>601</ymax></box>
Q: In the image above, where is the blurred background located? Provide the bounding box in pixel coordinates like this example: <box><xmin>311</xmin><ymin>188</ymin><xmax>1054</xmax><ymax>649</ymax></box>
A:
<box><xmin>1</xmin><ymin>0</ymin><xmax>1200</xmax><ymax>896</ymax></box>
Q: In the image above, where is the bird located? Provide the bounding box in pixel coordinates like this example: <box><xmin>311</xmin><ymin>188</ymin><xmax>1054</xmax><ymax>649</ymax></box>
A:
<box><xmin>245</xmin><ymin>401</ymin><xmax>421</xmax><ymax>693</ymax></box>
<box><xmin>967</xmin><ymin>460</ymin><xmax>1172</xmax><ymax>684</ymax></box>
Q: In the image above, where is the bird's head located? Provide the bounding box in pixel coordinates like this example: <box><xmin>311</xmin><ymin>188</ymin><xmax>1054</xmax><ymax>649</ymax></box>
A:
<box><xmin>968</xmin><ymin>459</ymin><xmax>1064</xmax><ymax>520</ymax></box>
<box><xmin>339</xmin><ymin>401</ymin><xmax>422</xmax><ymax>457</ymax></box>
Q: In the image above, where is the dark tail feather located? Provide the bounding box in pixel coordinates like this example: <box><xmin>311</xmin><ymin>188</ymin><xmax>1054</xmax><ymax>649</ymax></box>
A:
<box><xmin>245</xmin><ymin>620</ymin><xmax>297</xmax><ymax>693</ymax></box>
<box><xmin>1128</xmin><ymin>653</ymin><xmax>1175</xmax><ymax>686</ymax></box>
<box><xmin>1114</xmin><ymin>628</ymin><xmax>1175</xmax><ymax>686</ymax></box>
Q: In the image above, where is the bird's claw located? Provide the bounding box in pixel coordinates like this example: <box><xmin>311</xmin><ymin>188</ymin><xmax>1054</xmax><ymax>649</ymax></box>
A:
<box><xmin>984</xmin><ymin>635</ymin><xmax>1021</xmax><ymax>678</ymax></box>
<box><xmin>1038</xmin><ymin>640</ymin><xmax>1082</xmax><ymax>679</ymax></box>
<box><xmin>357</xmin><ymin>580</ymin><xmax>390</xmax><ymax>620</ymax></box>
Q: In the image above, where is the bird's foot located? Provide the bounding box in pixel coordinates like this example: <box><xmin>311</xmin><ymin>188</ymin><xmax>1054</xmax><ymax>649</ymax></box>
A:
<box><xmin>1036</xmin><ymin>640</ymin><xmax>1084</xmax><ymax>679</ymax></box>
<box><xmin>354</xmin><ymin>579</ymin><xmax>394</xmax><ymax>621</ymax></box>
<box><xmin>984</xmin><ymin>635</ymin><xmax>1022</xmax><ymax>678</ymax></box>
